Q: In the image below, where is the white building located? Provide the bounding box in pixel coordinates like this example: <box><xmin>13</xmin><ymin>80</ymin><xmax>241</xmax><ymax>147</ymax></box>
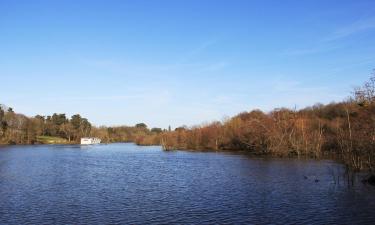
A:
<box><xmin>80</xmin><ymin>137</ymin><xmax>101</xmax><ymax>145</ymax></box>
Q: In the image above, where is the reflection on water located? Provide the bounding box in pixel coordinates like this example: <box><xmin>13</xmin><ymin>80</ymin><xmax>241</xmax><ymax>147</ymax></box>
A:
<box><xmin>1</xmin><ymin>143</ymin><xmax>374</xmax><ymax>224</ymax></box>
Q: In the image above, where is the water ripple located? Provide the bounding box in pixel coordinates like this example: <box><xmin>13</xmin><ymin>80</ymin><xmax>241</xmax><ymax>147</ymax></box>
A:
<box><xmin>1</xmin><ymin>143</ymin><xmax>375</xmax><ymax>224</ymax></box>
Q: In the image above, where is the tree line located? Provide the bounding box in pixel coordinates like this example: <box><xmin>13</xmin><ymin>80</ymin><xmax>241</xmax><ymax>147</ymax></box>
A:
<box><xmin>158</xmin><ymin>72</ymin><xmax>375</xmax><ymax>172</ymax></box>
<box><xmin>0</xmin><ymin>109</ymin><xmax>91</xmax><ymax>144</ymax></box>
<box><xmin>1</xmin><ymin>71</ymin><xmax>375</xmax><ymax>171</ymax></box>
<box><xmin>0</xmin><ymin>107</ymin><xmax>162</xmax><ymax>145</ymax></box>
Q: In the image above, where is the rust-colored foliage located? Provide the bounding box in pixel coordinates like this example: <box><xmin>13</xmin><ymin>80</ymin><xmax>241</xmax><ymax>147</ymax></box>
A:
<box><xmin>156</xmin><ymin>73</ymin><xmax>375</xmax><ymax>171</ymax></box>
<box><xmin>1</xmin><ymin>73</ymin><xmax>375</xmax><ymax>171</ymax></box>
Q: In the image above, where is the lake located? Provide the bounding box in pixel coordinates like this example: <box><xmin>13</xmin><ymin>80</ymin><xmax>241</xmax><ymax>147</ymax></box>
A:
<box><xmin>1</xmin><ymin>143</ymin><xmax>374</xmax><ymax>224</ymax></box>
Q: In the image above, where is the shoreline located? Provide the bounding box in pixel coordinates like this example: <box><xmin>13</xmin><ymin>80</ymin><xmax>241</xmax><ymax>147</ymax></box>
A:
<box><xmin>1</xmin><ymin>142</ymin><xmax>374</xmax><ymax>175</ymax></box>
<box><xmin>2</xmin><ymin>142</ymin><xmax>374</xmax><ymax>184</ymax></box>
<box><xmin>0</xmin><ymin>142</ymin><xmax>354</xmax><ymax>164</ymax></box>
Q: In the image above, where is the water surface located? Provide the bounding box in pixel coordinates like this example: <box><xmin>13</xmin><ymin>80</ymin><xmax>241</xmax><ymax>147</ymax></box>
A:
<box><xmin>1</xmin><ymin>143</ymin><xmax>374</xmax><ymax>224</ymax></box>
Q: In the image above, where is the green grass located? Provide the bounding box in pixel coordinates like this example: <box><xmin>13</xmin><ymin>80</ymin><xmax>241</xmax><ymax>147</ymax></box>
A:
<box><xmin>36</xmin><ymin>136</ymin><xmax>70</xmax><ymax>144</ymax></box>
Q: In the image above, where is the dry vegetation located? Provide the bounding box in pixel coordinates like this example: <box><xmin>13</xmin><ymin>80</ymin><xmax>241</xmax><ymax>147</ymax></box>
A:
<box><xmin>158</xmin><ymin>72</ymin><xmax>375</xmax><ymax>172</ymax></box>
<box><xmin>1</xmin><ymin>72</ymin><xmax>375</xmax><ymax>172</ymax></box>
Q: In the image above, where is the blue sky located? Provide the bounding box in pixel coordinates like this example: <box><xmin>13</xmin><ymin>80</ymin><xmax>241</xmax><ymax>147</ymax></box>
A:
<box><xmin>1</xmin><ymin>0</ymin><xmax>375</xmax><ymax>128</ymax></box>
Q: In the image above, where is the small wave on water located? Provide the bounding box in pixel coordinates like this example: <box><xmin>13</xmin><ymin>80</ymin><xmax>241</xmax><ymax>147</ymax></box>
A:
<box><xmin>0</xmin><ymin>143</ymin><xmax>375</xmax><ymax>224</ymax></box>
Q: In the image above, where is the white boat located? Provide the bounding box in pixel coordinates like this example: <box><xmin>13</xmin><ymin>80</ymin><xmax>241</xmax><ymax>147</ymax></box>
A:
<box><xmin>80</xmin><ymin>137</ymin><xmax>101</xmax><ymax>145</ymax></box>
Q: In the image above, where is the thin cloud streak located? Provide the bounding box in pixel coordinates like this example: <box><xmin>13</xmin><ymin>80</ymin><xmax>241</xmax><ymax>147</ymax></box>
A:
<box><xmin>281</xmin><ymin>45</ymin><xmax>342</xmax><ymax>56</ymax></box>
<box><xmin>323</xmin><ymin>17</ymin><xmax>375</xmax><ymax>42</ymax></box>
<box><xmin>175</xmin><ymin>39</ymin><xmax>218</xmax><ymax>64</ymax></box>
<box><xmin>4</xmin><ymin>91</ymin><xmax>172</xmax><ymax>103</ymax></box>
<box><xmin>282</xmin><ymin>17</ymin><xmax>375</xmax><ymax>57</ymax></box>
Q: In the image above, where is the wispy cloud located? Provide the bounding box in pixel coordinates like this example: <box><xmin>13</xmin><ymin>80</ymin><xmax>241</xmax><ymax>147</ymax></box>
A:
<box><xmin>195</xmin><ymin>61</ymin><xmax>230</xmax><ymax>73</ymax></box>
<box><xmin>78</xmin><ymin>52</ymin><xmax>230</xmax><ymax>79</ymax></box>
<box><xmin>176</xmin><ymin>39</ymin><xmax>218</xmax><ymax>64</ymax></box>
<box><xmin>42</xmin><ymin>95</ymin><xmax>146</xmax><ymax>102</ymax></box>
<box><xmin>282</xmin><ymin>45</ymin><xmax>341</xmax><ymax>56</ymax></box>
<box><xmin>50</xmin><ymin>91</ymin><xmax>171</xmax><ymax>104</ymax></box>
<box><xmin>323</xmin><ymin>17</ymin><xmax>375</xmax><ymax>42</ymax></box>
<box><xmin>282</xmin><ymin>17</ymin><xmax>375</xmax><ymax>57</ymax></box>
<box><xmin>328</xmin><ymin>58</ymin><xmax>375</xmax><ymax>73</ymax></box>
<box><xmin>270</xmin><ymin>76</ymin><xmax>332</xmax><ymax>94</ymax></box>
<box><xmin>4</xmin><ymin>90</ymin><xmax>173</xmax><ymax>106</ymax></box>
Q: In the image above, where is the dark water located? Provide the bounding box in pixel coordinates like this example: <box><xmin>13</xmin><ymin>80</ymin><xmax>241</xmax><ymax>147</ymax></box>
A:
<box><xmin>0</xmin><ymin>144</ymin><xmax>375</xmax><ymax>224</ymax></box>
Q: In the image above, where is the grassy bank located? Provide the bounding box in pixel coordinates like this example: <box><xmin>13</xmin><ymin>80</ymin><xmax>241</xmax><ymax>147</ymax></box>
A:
<box><xmin>36</xmin><ymin>136</ymin><xmax>71</xmax><ymax>144</ymax></box>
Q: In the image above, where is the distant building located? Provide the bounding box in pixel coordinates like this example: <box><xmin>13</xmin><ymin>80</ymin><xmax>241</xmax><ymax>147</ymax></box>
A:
<box><xmin>80</xmin><ymin>137</ymin><xmax>101</xmax><ymax>145</ymax></box>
